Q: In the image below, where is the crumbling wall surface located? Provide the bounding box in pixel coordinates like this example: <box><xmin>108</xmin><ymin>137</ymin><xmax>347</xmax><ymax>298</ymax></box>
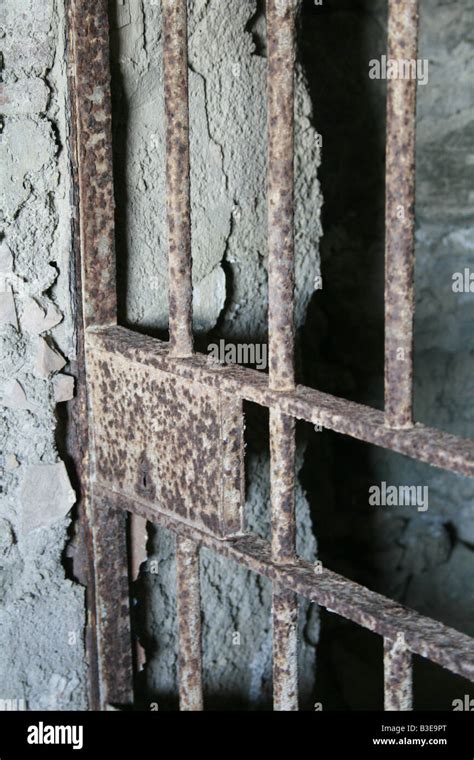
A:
<box><xmin>0</xmin><ymin>0</ymin><xmax>87</xmax><ymax>709</ymax></box>
<box><xmin>110</xmin><ymin>0</ymin><xmax>322</xmax><ymax>708</ymax></box>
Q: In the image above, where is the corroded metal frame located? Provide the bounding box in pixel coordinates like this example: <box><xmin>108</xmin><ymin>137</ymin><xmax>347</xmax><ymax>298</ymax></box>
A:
<box><xmin>68</xmin><ymin>0</ymin><xmax>474</xmax><ymax>711</ymax></box>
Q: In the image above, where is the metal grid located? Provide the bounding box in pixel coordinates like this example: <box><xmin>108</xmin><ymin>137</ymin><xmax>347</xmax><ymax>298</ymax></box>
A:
<box><xmin>68</xmin><ymin>0</ymin><xmax>474</xmax><ymax>711</ymax></box>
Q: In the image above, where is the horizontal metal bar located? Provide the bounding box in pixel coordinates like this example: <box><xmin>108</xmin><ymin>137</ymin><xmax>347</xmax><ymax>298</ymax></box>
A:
<box><xmin>87</xmin><ymin>327</ymin><xmax>474</xmax><ymax>478</ymax></box>
<box><xmin>95</xmin><ymin>484</ymin><xmax>474</xmax><ymax>684</ymax></box>
<box><xmin>384</xmin><ymin>636</ymin><xmax>413</xmax><ymax>711</ymax></box>
<box><xmin>384</xmin><ymin>0</ymin><xmax>420</xmax><ymax>430</ymax></box>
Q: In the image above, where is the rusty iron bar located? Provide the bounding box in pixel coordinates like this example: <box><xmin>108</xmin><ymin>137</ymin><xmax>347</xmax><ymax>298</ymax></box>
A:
<box><xmin>176</xmin><ymin>535</ymin><xmax>204</xmax><ymax>711</ymax></box>
<box><xmin>273</xmin><ymin>586</ymin><xmax>299</xmax><ymax>711</ymax></box>
<box><xmin>88</xmin><ymin>328</ymin><xmax>474</xmax><ymax>478</ymax></box>
<box><xmin>267</xmin><ymin>0</ymin><xmax>299</xmax><ymax>710</ymax></box>
<box><xmin>384</xmin><ymin>636</ymin><xmax>413</xmax><ymax>711</ymax></box>
<box><xmin>267</xmin><ymin>0</ymin><xmax>296</xmax><ymax>392</ymax></box>
<box><xmin>385</xmin><ymin>0</ymin><xmax>420</xmax><ymax>429</ymax></box>
<box><xmin>98</xmin><ymin>484</ymin><xmax>474</xmax><ymax>686</ymax></box>
<box><xmin>92</xmin><ymin>489</ymin><xmax>134</xmax><ymax>708</ymax></box>
<box><xmin>270</xmin><ymin>410</ymin><xmax>296</xmax><ymax>563</ymax></box>
<box><xmin>69</xmin><ymin>0</ymin><xmax>117</xmax><ymax>328</ymax></box>
<box><xmin>162</xmin><ymin>0</ymin><xmax>194</xmax><ymax>357</ymax></box>
<box><xmin>69</xmin><ymin>0</ymin><xmax>136</xmax><ymax>709</ymax></box>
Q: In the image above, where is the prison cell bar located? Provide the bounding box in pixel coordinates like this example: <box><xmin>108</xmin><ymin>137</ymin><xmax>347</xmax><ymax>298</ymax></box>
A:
<box><xmin>384</xmin><ymin>0</ymin><xmax>419</xmax><ymax>429</ymax></box>
<box><xmin>68</xmin><ymin>0</ymin><xmax>134</xmax><ymax>710</ymax></box>
<box><xmin>267</xmin><ymin>0</ymin><xmax>299</xmax><ymax>711</ymax></box>
<box><xmin>72</xmin><ymin>0</ymin><xmax>474</xmax><ymax>713</ymax></box>
<box><xmin>163</xmin><ymin>0</ymin><xmax>194</xmax><ymax>358</ymax></box>
<box><xmin>176</xmin><ymin>536</ymin><xmax>204</xmax><ymax>711</ymax></box>
<box><xmin>96</xmin><ymin>484</ymin><xmax>474</xmax><ymax>687</ymax></box>
<box><xmin>384</xmin><ymin>637</ymin><xmax>413</xmax><ymax>711</ymax></box>
<box><xmin>162</xmin><ymin>0</ymin><xmax>204</xmax><ymax>710</ymax></box>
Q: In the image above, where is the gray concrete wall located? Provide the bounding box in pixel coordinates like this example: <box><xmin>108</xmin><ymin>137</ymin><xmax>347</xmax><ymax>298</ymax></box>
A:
<box><xmin>0</xmin><ymin>0</ymin><xmax>87</xmax><ymax>710</ymax></box>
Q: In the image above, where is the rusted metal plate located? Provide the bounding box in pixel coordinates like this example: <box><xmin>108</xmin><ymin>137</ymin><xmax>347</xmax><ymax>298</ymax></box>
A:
<box><xmin>87</xmin><ymin>344</ymin><xmax>245</xmax><ymax>538</ymax></box>
<box><xmin>88</xmin><ymin>327</ymin><xmax>474</xmax><ymax>478</ymax></box>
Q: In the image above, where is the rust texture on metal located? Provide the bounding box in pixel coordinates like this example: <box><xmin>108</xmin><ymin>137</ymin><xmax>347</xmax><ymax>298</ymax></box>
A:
<box><xmin>162</xmin><ymin>0</ymin><xmax>194</xmax><ymax>357</ymax></box>
<box><xmin>270</xmin><ymin>409</ymin><xmax>296</xmax><ymax>563</ymax></box>
<box><xmin>87</xmin><ymin>328</ymin><xmax>474</xmax><ymax>478</ymax></box>
<box><xmin>96</xmin><ymin>484</ymin><xmax>474</xmax><ymax>685</ymax></box>
<box><xmin>385</xmin><ymin>0</ymin><xmax>419</xmax><ymax>429</ymax></box>
<box><xmin>273</xmin><ymin>586</ymin><xmax>299</xmax><ymax>711</ymax></box>
<box><xmin>69</xmin><ymin>0</ymin><xmax>117</xmax><ymax>328</ymax></box>
<box><xmin>68</xmin><ymin>0</ymin><xmax>128</xmax><ymax>711</ymax></box>
<box><xmin>92</xmin><ymin>489</ymin><xmax>134</xmax><ymax>708</ymax></box>
<box><xmin>384</xmin><ymin>636</ymin><xmax>413</xmax><ymax>711</ymax></box>
<box><xmin>267</xmin><ymin>0</ymin><xmax>296</xmax><ymax>391</ymax></box>
<box><xmin>87</xmin><ymin>344</ymin><xmax>244</xmax><ymax>538</ymax></box>
<box><xmin>176</xmin><ymin>536</ymin><xmax>204</xmax><ymax>711</ymax></box>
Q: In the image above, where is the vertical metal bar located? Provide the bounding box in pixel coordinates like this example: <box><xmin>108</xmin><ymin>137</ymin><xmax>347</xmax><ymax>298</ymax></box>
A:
<box><xmin>92</xmin><ymin>490</ymin><xmax>134</xmax><ymax>708</ymax></box>
<box><xmin>69</xmin><ymin>0</ymin><xmax>133</xmax><ymax>708</ymax></box>
<box><xmin>273</xmin><ymin>585</ymin><xmax>299</xmax><ymax>711</ymax></box>
<box><xmin>162</xmin><ymin>0</ymin><xmax>193</xmax><ymax>357</ymax></box>
<box><xmin>384</xmin><ymin>0</ymin><xmax>420</xmax><ymax>429</ymax></box>
<box><xmin>384</xmin><ymin>636</ymin><xmax>413</xmax><ymax>710</ymax></box>
<box><xmin>70</xmin><ymin>0</ymin><xmax>117</xmax><ymax>328</ymax></box>
<box><xmin>267</xmin><ymin>0</ymin><xmax>296</xmax><ymax>392</ymax></box>
<box><xmin>176</xmin><ymin>536</ymin><xmax>203</xmax><ymax>711</ymax></box>
<box><xmin>270</xmin><ymin>409</ymin><xmax>296</xmax><ymax>564</ymax></box>
<box><xmin>267</xmin><ymin>0</ymin><xmax>298</xmax><ymax>711</ymax></box>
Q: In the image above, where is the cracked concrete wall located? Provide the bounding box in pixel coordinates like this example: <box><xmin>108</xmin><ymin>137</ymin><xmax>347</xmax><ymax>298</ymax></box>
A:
<box><xmin>110</xmin><ymin>0</ymin><xmax>322</xmax><ymax>708</ymax></box>
<box><xmin>0</xmin><ymin>0</ymin><xmax>87</xmax><ymax>710</ymax></box>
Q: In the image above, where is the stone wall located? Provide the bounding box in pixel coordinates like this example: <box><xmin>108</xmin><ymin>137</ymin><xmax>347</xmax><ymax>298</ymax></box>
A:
<box><xmin>0</xmin><ymin>0</ymin><xmax>86</xmax><ymax>710</ymax></box>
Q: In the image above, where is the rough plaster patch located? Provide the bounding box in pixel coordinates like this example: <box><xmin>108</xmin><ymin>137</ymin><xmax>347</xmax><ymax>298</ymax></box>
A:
<box><xmin>1</xmin><ymin>79</ymin><xmax>50</xmax><ymax>116</ymax></box>
<box><xmin>20</xmin><ymin>463</ymin><xmax>75</xmax><ymax>534</ymax></box>
<box><xmin>35</xmin><ymin>337</ymin><xmax>66</xmax><ymax>377</ymax></box>
<box><xmin>53</xmin><ymin>374</ymin><xmax>75</xmax><ymax>403</ymax></box>
<box><xmin>22</xmin><ymin>297</ymin><xmax>63</xmax><ymax>335</ymax></box>
<box><xmin>0</xmin><ymin>118</ymin><xmax>57</xmax><ymax>222</ymax></box>
<box><xmin>0</xmin><ymin>288</ymin><xmax>18</xmax><ymax>330</ymax></box>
